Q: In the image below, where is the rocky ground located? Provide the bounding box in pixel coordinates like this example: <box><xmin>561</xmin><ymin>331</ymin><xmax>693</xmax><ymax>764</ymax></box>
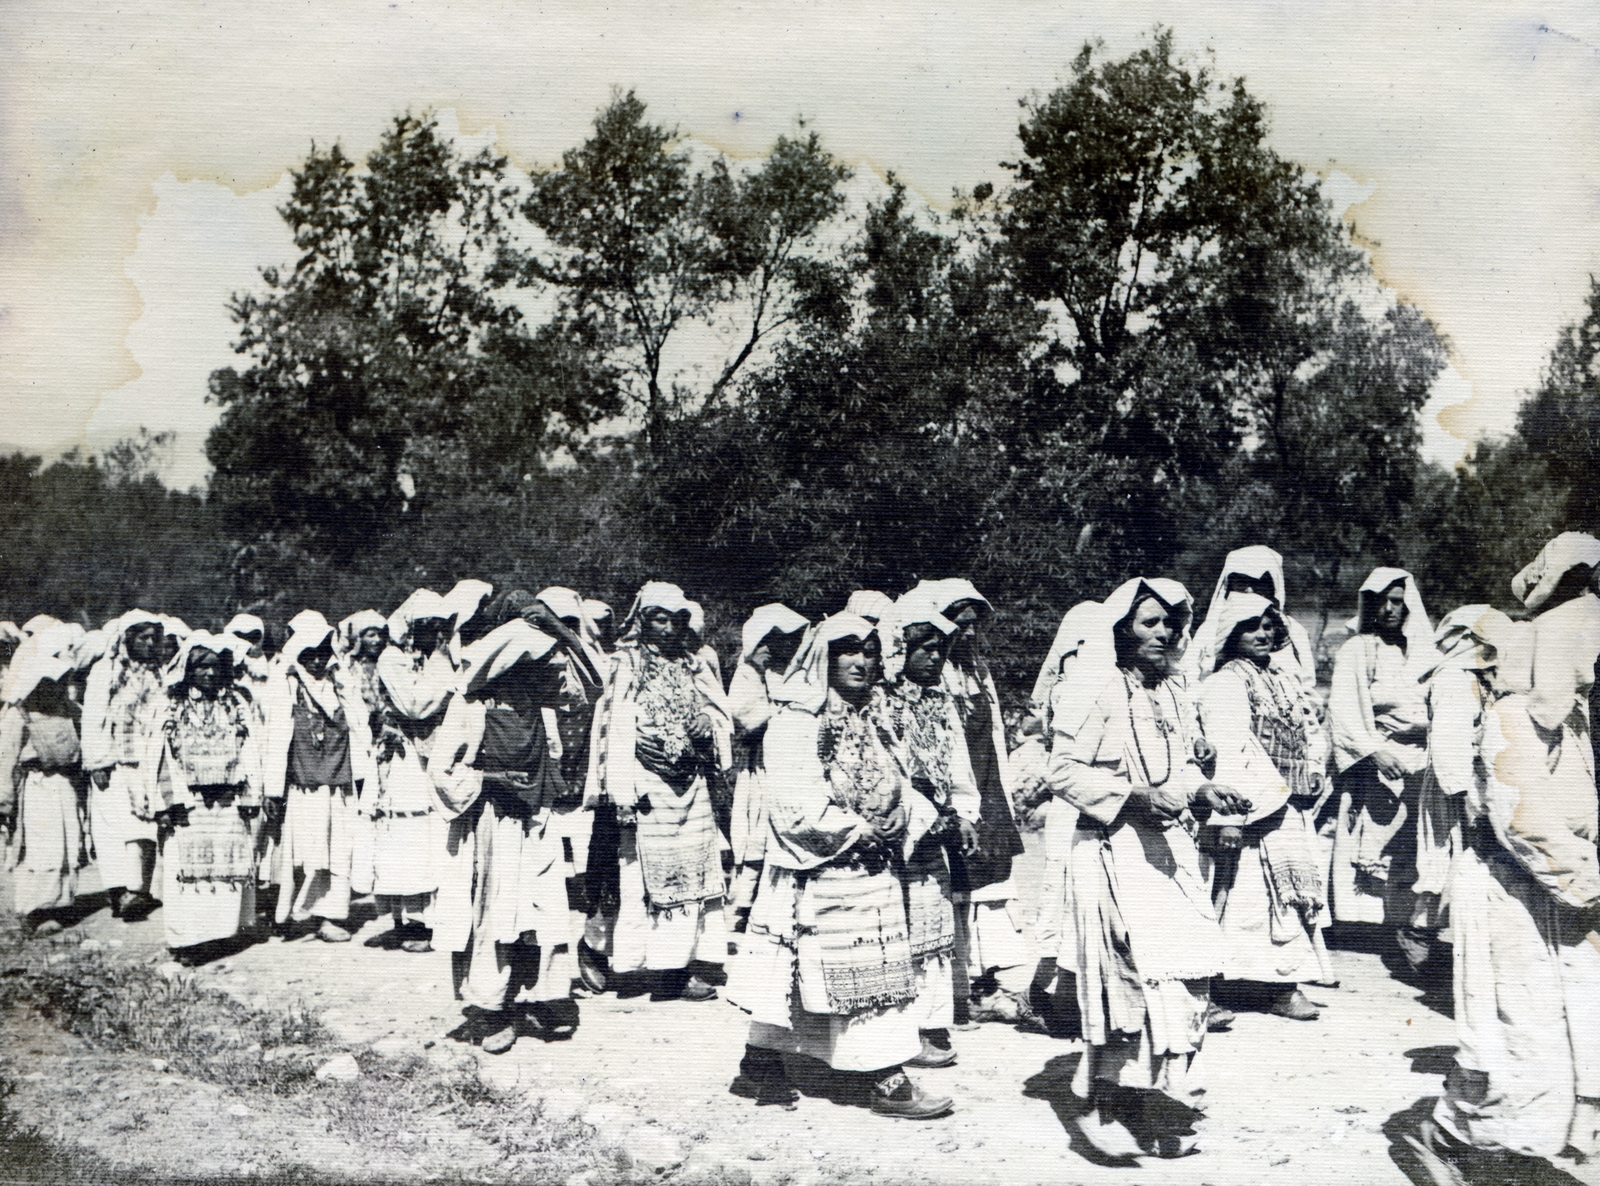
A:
<box><xmin>3</xmin><ymin>844</ymin><xmax>1596</xmax><ymax>1186</ymax></box>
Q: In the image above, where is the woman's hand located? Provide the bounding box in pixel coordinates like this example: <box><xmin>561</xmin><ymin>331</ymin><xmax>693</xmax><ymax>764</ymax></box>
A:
<box><xmin>635</xmin><ymin>737</ymin><xmax>682</xmax><ymax>779</ymax></box>
<box><xmin>866</xmin><ymin>803</ymin><xmax>909</xmax><ymax>845</ymax></box>
<box><xmin>1214</xmin><ymin>824</ymin><xmax>1244</xmax><ymax>853</ymax></box>
<box><xmin>1193</xmin><ymin>736</ymin><xmax>1217</xmax><ymax>777</ymax></box>
<box><xmin>685</xmin><ymin>713</ymin><xmax>714</xmax><ymax>743</ymax></box>
<box><xmin>262</xmin><ymin>797</ymin><xmax>285</xmax><ymax>827</ymax></box>
<box><xmin>1139</xmin><ymin>783</ymin><xmax>1190</xmax><ymax>820</ymax></box>
<box><xmin>1195</xmin><ymin>782</ymin><xmax>1252</xmax><ymax>820</ymax></box>
<box><xmin>90</xmin><ymin>768</ymin><xmax>111</xmax><ymax>790</ymax></box>
<box><xmin>1372</xmin><ymin>747</ymin><xmax>1406</xmax><ymax>781</ymax></box>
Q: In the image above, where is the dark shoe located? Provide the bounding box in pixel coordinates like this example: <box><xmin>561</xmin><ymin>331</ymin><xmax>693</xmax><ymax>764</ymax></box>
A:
<box><xmin>120</xmin><ymin>891</ymin><xmax>159</xmax><ymax>922</ymax></box>
<box><xmin>869</xmin><ymin>1069</ymin><xmax>954</xmax><ymax>1119</ymax></box>
<box><xmin>1396</xmin><ymin>926</ymin><xmax>1433</xmax><ymax>972</ymax></box>
<box><xmin>1205</xmin><ymin>1002</ymin><xmax>1235</xmax><ymax>1032</ymax></box>
<box><xmin>400</xmin><ymin>939</ymin><xmax>434</xmax><ymax>953</ymax></box>
<box><xmin>523</xmin><ymin>999</ymin><xmax>580</xmax><ymax>1041</ymax></box>
<box><xmin>363</xmin><ymin>927</ymin><xmax>405</xmax><ymax>950</ymax></box>
<box><xmin>906</xmin><ymin>1031</ymin><xmax>957</xmax><ymax>1068</ymax></box>
<box><xmin>651</xmin><ymin>970</ymin><xmax>718</xmax><ymax>1002</ymax></box>
<box><xmin>481</xmin><ymin>1022</ymin><xmax>518</xmax><ymax>1055</ymax></box>
<box><xmin>577</xmin><ymin>941</ymin><xmax>609</xmax><ymax>994</ymax></box>
<box><xmin>1268</xmin><ymin>987</ymin><xmax>1320</xmax><ymax>1021</ymax></box>
<box><xmin>108</xmin><ymin>889</ymin><xmax>126</xmax><ymax>919</ymax></box>
<box><xmin>730</xmin><ymin>1046</ymin><xmax>799</xmax><ymax>1109</ymax></box>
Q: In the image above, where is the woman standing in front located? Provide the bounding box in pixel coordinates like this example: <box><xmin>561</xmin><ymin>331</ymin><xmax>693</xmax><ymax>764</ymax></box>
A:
<box><xmin>1326</xmin><ymin>568</ymin><xmax>1437</xmax><ymax>963</ymax></box>
<box><xmin>584</xmin><ymin>583</ymin><xmax>730</xmax><ymax>1002</ymax></box>
<box><xmin>1196</xmin><ymin>594</ymin><xmax>1328</xmax><ymax>1020</ymax></box>
<box><xmin>725</xmin><ymin>613</ymin><xmax>952</xmax><ymax>1119</ymax></box>
<box><xmin>142</xmin><ymin>633</ymin><xmax>264</xmax><ymax>962</ymax></box>
<box><xmin>1047</xmin><ymin>578</ymin><xmax>1248</xmax><ymax>1160</ymax></box>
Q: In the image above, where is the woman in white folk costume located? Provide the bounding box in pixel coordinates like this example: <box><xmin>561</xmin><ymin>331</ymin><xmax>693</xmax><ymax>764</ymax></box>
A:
<box><xmin>1047</xmin><ymin>577</ymin><xmax>1250</xmax><ymax>1159</ymax></box>
<box><xmin>442</xmin><ymin>579</ymin><xmax>496</xmax><ymax>653</ymax></box>
<box><xmin>264</xmin><ymin>610</ymin><xmax>375</xmax><ymax>942</ymax></box>
<box><xmin>0</xmin><ymin>633</ymin><xmax>91</xmax><ymax>933</ymax></box>
<box><xmin>81</xmin><ymin>610</ymin><xmax>167</xmax><ymax>921</ymax></box>
<box><xmin>1409</xmin><ymin>536</ymin><xmax>1600</xmax><ymax>1179</ymax></box>
<box><xmin>141</xmin><ymin>633</ymin><xmax>264</xmax><ymax>960</ymax></box>
<box><xmin>1187</xmin><ymin>546</ymin><xmax>1319</xmax><ymax>689</ymax></box>
<box><xmin>430</xmin><ymin>620</ymin><xmax>590</xmax><ymax>1053</ymax></box>
<box><xmin>1326</xmin><ymin>568</ymin><xmax>1440</xmax><ymax>966</ymax></box>
<box><xmin>726</xmin><ymin>603</ymin><xmax>810</xmax><ymax>925</ymax></box>
<box><xmin>1196</xmin><ymin>593</ymin><xmax>1330</xmax><ymax>1019</ymax></box>
<box><xmin>224</xmin><ymin>614</ymin><xmax>272</xmax><ymax>690</ymax></box>
<box><xmin>726</xmin><ymin>612</ymin><xmax>953</xmax><ymax>1120</ymax></box>
<box><xmin>363</xmin><ymin>593</ymin><xmax>456</xmax><ymax>952</ymax></box>
<box><xmin>1025</xmin><ymin>600</ymin><xmax>1104</xmax><ymax>1033</ymax></box>
<box><xmin>584</xmin><ymin>582</ymin><xmax>731</xmax><ymax>1002</ymax></box>
<box><xmin>915</xmin><ymin>579</ymin><xmax>1029</xmax><ymax>1020</ymax></box>
<box><xmin>874</xmin><ymin>593</ymin><xmax>980</xmax><ymax>1070</ymax></box>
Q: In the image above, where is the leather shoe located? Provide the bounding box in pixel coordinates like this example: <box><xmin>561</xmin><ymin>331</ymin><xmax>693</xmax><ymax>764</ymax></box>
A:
<box><xmin>869</xmin><ymin>1070</ymin><xmax>953</xmax><ymax>1119</ymax></box>
<box><xmin>905</xmin><ymin>1036</ymin><xmax>957</xmax><ymax>1068</ymax></box>
<box><xmin>1267</xmin><ymin>988</ymin><xmax>1319</xmax><ymax>1021</ymax></box>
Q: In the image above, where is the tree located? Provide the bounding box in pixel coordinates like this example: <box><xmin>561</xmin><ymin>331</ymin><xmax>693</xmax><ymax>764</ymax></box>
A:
<box><xmin>522</xmin><ymin>90</ymin><xmax>851</xmax><ymax>442</ymax></box>
<box><xmin>206</xmin><ymin>112</ymin><xmax>616</xmax><ymax>559</ymax></box>
<box><xmin>1002</xmin><ymin>28</ymin><xmax>1363</xmax><ymax>478</ymax></box>
<box><xmin>1519</xmin><ymin>275</ymin><xmax>1600</xmax><ymax>521</ymax></box>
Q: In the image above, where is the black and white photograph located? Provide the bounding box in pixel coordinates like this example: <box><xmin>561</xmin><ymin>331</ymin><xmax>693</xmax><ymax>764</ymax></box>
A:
<box><xmin>2</xmin><ymin>3</ymin><xmax>1598</xmax><ymax>1183</ymax></box>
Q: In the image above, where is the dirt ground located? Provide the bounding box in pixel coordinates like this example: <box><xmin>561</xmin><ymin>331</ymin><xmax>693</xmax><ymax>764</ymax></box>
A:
<box><xmin>4</xmin><ymin>842</ymin><xmax>1597</xmax><ymax>1186</ymax></box>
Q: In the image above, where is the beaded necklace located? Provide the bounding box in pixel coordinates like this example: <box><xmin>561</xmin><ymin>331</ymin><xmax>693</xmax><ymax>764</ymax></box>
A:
<box><xmin>1122</xmin><ymin>669</ymin><xmax>1179</xmax><ymax>786</ymax></box>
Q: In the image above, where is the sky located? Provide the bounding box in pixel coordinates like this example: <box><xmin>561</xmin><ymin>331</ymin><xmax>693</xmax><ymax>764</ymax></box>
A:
<box><xmin>3</xmin><ymin>1</ymin><xmax>1598</xmax><ymax>491</ymax></box>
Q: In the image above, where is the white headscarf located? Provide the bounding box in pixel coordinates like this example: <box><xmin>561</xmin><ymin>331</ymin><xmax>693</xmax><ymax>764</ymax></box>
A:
<box><xmin>1349</xmin><ymin>567</ymin><xmax>1433</xmax><ymax>653</ymax></box>
<box><xmin>441</xmin><ymin>579</ymin><xmax>495</xmax><ymax>637</ymax></box>
<box><xmin>918</xmin><ymin>578</ymin><xmax>992</xmax><ymax>619</ymax></box>
<box><xmin>773</xmin><ymin>612</ymin><xmax>878</xmax><ymax>714</ymax></box>
<box><xmin>386</xmin><ymin>589</ymin><xmax>449</xmax><ymax>647</ymax></box>
<box><xmin>225</xmin><ymin>613</ymin><xmax>266</xmax><ymax>643</ymax></box>
<box><xmin>22</xmin><ymin>614</ymin><xmax>60</xmax><ymax>636</ymax></box>
<box><xmin>739</xmin><ymin>603</ymin><xmax>810</xmax><ymax>664</ymax></box>
<box><xmin>338</xmin><ymin>610</ymin><xmax>388</xmax><ymax>656</ymax></box>
<box><xmin>1188</xmin><ymin>545</ymin><xmax>1314</xmax><ymax>682</ymax></box>
<box><xmin>1512</xmin><ymin>532</ymin><xmax>1600</xmax><ymax>612</ymax></box>
<box><xmin>0</xmin><ymin>637</ymin><xmax>73</xmax><ymax>705</ymax></box>
<box><xmin>537</xmin><ymin>585</ymin><xmax>609</xmax><ymax>677</ymax></box>
<box><xmin>1051</xmin><ymin>577</ymin><xmax>1194</xmax><ymax>738</ymax></box>
<box><xmin>460</xmin><ymin>620</ymin><xmax>560</xmax><ymax>696</ymax></box>
<box><xmin>843</xmin><ymin>590</ymin><xmax>895</xmax><ymax>624</ymax></box>
<box><xmin>878</xmin><ymin>591</ymin><xmax>957</xmax><ymax>684</ymax></box>
<box><xmin>162</xmin><ymin>631</ymin><xmax>238</xmax><ymax>690</ymax></box>
<box><xmin>1031</xmin><ymin>600</ymin><xmax>1106</xmax><ymax>719</ymax></box>
<box><xmin>1202</xmin><ymin>592</ymin><xmax>1281</xmax><ymax>674</ymax></box>
<box><xmin>617</xmin><ymin>581</ymin><xmax>694</xmax><ymax>643</ymax></box>
<box><xmin>281</xmin><ymin>610</ymin><xmax>343</xmax><ymax>720</ymax></box>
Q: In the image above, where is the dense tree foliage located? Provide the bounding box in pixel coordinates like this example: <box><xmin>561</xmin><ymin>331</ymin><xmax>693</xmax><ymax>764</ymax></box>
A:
<box><xmin>10</xmin><ymin>30</ymin><xmax>1582</xmax><ymax>697</ymax></box>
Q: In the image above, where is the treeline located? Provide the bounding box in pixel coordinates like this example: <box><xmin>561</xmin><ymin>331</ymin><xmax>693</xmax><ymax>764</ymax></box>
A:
<box><xmin>2</xmin><ymin>30</ymin><xmax>1594</xmax><ymax>695</ymax></box>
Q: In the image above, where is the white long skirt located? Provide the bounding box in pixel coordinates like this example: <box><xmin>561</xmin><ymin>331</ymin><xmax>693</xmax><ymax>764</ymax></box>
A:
<box><xmin>89</xmin><ymin>764</ymin><xmax>156</xmax><ymax>893</ymax></box>
<box><xmin>8</xmin><ymin>770</ymin><xmax>86</xmax><ymax>915</ymax></box>
<box><xmin>161</xmin><ymin>803</ymin><xmax>257</xmax><ymax>949</ymax></box>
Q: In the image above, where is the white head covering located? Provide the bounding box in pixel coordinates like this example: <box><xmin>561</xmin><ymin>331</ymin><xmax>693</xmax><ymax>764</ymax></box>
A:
<box><xmin>71</xmin><ymin>628</ymin><xmax>109</xmax><ymax>672</ymax></box>
<box><xmin>162</xmin><ymin>630</ymin><xmax>238</xmax><ymax>690</ymax></box>
<box><xmin>386</xmin><ymin>589</ymin><xmax>449</xmax><ymax>646</ymax></box>
<box><xmin>618</xmin><ymin>581</ymin><xmax>694</xmax><ymax>643</ymax></box>
<box><xmin>0</xmin><ymin>638</ymin><xmax>73</xmax><ymax>705</ymax></box>
<box><xmin>441</xmin><ymin>579</ymin><xmax>495</xmax><ymax>635</ymax></box>
<box><xmin>225</xmin><ymin>613</ymin><xmax>266</xmax><ymax>642</ymax></box>
<box><xmin>583</xmin><ymin>599</ymin><xmax>613</xmax><ymax>629</ymax></box>
<box><xmin>918</xmin><ymin>578</ymin><xmax>992</xmax><ymax>619</ymax></box>
<box><xmin>1348</xmin><ymin>567</ymin><xmax>1433</xmax><ymax>652</ymax></box>
<box><xmin>0</xmin><ymin>621</ymin><xmax>24</xmax><ymax>647</ymax></box>
<box><xmin>1202</xmin><ymin>592</ymin><xmax>1282</xmax><ymax>674</ymax></box>
<box><xmin>686</xmin><ymin>599</ymin><xmax>707</xmax><ymax>637</ymax></box>
<box><xmin>104</xmin><ymin>610</ymin><xmax>164</xmax><ymax>665</ymax></box>
<box><xmin>282</xmin><ymin>609</ymin><xmax>336</xmax><ymax>666</ymax></box>
<box><xmin>1190</xmin><ymin>546</ymin><xmax>1289</xmax><ymax>678</ymax></box>
<box><xmin>843</xmin><ymin>590</ymin><xmax>895</xmax><ymax>624</ymax></box>
<box><xmin>1512</xmin><ymin>532</ymin><xmax>1600</xmax><ymax>612</ymax></box>
<box><xmin>739</xmin><ymin>603</ymin><xmax>810</xmax><ymax>663</ymax></box>
<box><xmin>460</xmin><ymin>620</ymin><xmax>559</xmax><ymax>695</ymax></box>
<box><xmin>878</xmin><ymin>591</ymin><xmax>957</xmax><ymax>684</ymax></box>
<box><xmin>1052</xmin><ymin>577</ymin><xmax>1194</xmax><ymax>737</ymax></box>
<box><xmin>1031</xmin><ymin>600</ymin><xmax>1107</xmax><ymax>716</ymax></box>
<box><xmin>1420</xmin><ymin>604</ymin><xmax>1516</xmax><ymax>684</ymax></box>
<box><xmin>22</xmin><ymin>614</ymin><xmax>60</xmax><ymax>636</ymax></box>
<box><xmin>338</xmin><ymin>610</ymin><xmax>388</xmax><ymax>655</ymax></box>
<box><xmin>160</xmin><ymin>615</ymin><xmax>191</xmax><ymax>642</ymax></box>
<box><xmin>536</xmin><ymin>586</ymin><xmax>608</xmax><ymax>675</ymax></box>
<box><xmin>773</xmin><ymin>612</ymin><xmax>877</xmax><ymax>714</ymax></box>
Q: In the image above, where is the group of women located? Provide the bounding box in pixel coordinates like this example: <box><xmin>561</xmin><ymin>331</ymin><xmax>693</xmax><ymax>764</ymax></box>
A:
<box><xmin>0</xmin><ymin>532</ymin><xmax>1596</xmax><ymax>1171</ymax></box>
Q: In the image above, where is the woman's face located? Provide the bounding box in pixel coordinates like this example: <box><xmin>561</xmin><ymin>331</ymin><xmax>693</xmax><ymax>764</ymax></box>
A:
<box><xmin>1126</xmin><ymin>597</ymin><xmax>1177</xmax><ymax>676</ymax></box>
<box><xmin>901</xmin><ymin>625</ymin><xmax>948</xmax><ymax>687</ymax></box>
<box><xmin>829</xmin><ymin>634</ymin><xmax>881</xmax><ymax>697</ymax></box>
<box><xmin>1234</xmin><ymin>615</ymin><xmax>1276</xmax><ymax>665</ymax></box>
<box><xmin>125</xmin><ymin>624</ymin><xmax>163</xmax><ymax>665</ymax></box>
<box><xmin>300</xmin><ymin>638</ymin><xmax>334</xmax><ymax>679</ymax></box>
<box><xmin>412</xmin><ymin>618</ymin><xmax>445</xmax><ymax>656</ymax></box>
<box><xmin>235</xmin><ymin>631</ymin><xmax>264</xmax><ymax>659</ymax></box>
<box><xmin>188</xmin><ymin>649</ymin><xmax>229</xmax><ymax>697</ymax></box>
<box><xmin>642</xmin><ymin>608</ymin><xmax>686</xmax><ymax>651</ymax></box>
<box><xmin>356</xmin><ymin>627</ymin><xmax>386</xmax><ymax>659</ymax></box>
<box><xmin>1374</xmin><ymin>582</ymin><xmax>1408</xmax><ymax>632</ymax></box>
<box><xmin>945</xmin><ymin>600</ymin><xmax>985</xmax><ymax>637</ymax></box>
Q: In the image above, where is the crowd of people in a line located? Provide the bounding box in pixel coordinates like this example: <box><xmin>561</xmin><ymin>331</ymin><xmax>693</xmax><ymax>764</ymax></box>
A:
<box><xmin>1</xmin><ymin>533</ymin><xmax>1597</xmax><ymax>1172</ymax></box>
